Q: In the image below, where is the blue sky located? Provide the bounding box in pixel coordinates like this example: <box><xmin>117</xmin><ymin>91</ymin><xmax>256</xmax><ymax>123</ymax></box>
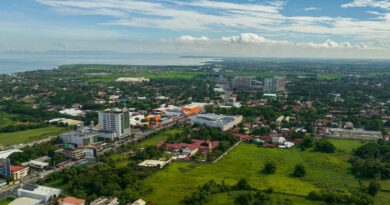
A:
<box><xmin>1</xmin><ymin>0</ymin><xmax>390</xmax><ymax>58</ymax></box>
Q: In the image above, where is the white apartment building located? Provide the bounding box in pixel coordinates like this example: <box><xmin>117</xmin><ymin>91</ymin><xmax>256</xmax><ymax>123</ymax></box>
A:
<box><xmin>98</xmin><ymin>108</ymin><xmax>131</xmax><ymax>138</ymax></box>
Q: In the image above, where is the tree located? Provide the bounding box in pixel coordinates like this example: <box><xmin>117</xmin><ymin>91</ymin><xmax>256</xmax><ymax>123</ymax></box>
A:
<box><xmin>293</xmin><ymin>164</ymin><xmax>306</xmax><ymax>178</ymax></box>
<box><xmin>367</xmin><ymin>181</ymin><xmax>380</xmax><ymax>196</ymax></box>
<box><xmin>235</xmin><ymin>178</ymin><xmax>251</xmax><ymax>190</ymax></box>
<box><xmin>299</xmin><ymin>135</ymin><xmax>314</xmax><ymax>150</ymax></box>
<box><xmin>263</xmin><ymin>161</ymin><xmax>276</xmax><ymax>174</ymax></box>
<box><xmin>314</xmin><ymin>139</ymin><xmax>336</xmax><ymax>153</ymax></box>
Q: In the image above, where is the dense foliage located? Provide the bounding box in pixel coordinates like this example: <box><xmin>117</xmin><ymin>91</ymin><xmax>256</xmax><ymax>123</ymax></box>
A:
<box><xmin>350</xmin><ymin>142</ymin><xmax>390</xmax><ymax>179</ymax></box>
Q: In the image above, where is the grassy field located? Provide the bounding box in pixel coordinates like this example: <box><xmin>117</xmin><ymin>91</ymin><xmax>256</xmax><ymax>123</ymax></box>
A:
<box><xmin>0</xmin><ymin>126</ymin><xmax>68</xmax><ymax>146</ymax></box>
<box><xmin>205</xmin><ymin>192</ymin><xmax>321</xmax><ymax>205</ymax></box>
<box><xmin>141</xmin><ymin>140</ymin><xmax>387</xmax><ymax>205</ymax></box>
<box><xmin>0</xmin><ymin>197</ymin><xmax>13</xmax><ymax>205</ymax></box>
<box><xmin>111</xmin><ymin>154</ymin><xmax>130</xmax><ymax>168</ymax></box>
<box><xmin>138</xmin><ymin>128</ymin><xmax>182</xmax><ymax>147</ymax></box>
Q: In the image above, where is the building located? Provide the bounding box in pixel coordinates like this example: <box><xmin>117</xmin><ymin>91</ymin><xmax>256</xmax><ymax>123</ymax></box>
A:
<box><xmin>90</xmin><ymin>197</ymin><xmax>119</xmax><ymax>205</ymax></box>
<box><xmin>59</xmin><ymin>108</ymin><xmax>85</xmax><ymax>117</ymax></box>
<box><xmin>325</xmin><ymin>128</ymin><xmax>382</xmax><ymax>140</ymax></box>
<box><xmin>263</xmin><ymin>77</ymin><xmax>286</xmax><ymax>93</ymax></box>
<box><xmin>232</xmin><ymin>76</ymin><xmax>261</xmax><ymax>91</ymax></box>
<box><xmin>0</xmin><ymin>158</ymin><xmax>11</xmax><ymax>177</ymax></box>
<box><xmin>115</xmin><ymin>77</ymin><xmax>149</xmax><ymax>83</ymax></box>
<box><xmin>17</xmin><ymin>184</ymin><xmax>61</xmax><ymax>203</ymax></box>
<box><xmin>138</xmin><ymin>159</ymin><xmax>171</xmax><ymax>168</ymax></box>
<box><xmin>62</xmin><ymin>148</ymin><xmax>85</xmax><ymax>160</ymax></box>
<box><xmin>162</xmin><ymin>139</ymin><xmax>220</xmax><ymax>159</ymax></box>
<box><xmin>0</xmin><ymin>149</ymin><xmax>22</xmax><ymax>159</ymax></box>
<box><xmin>25</xmin><ymin>160</ymin><xmax>49</xmax><ymax>170</ymax></box>
<box><xmin>272</xmin><ymin>136</ymin><xmax>286</xmax><ymax>144</ymax></box>
<box><xmin>11</xmin><ymin>165</ymin><xmax>29</xmax><ymax>180</ymax></box>
<box><xmin>60</xmin><ymin>122</ymin><xmax>99</xmax><ymax>146</ymax></box>
<box><xmin>58</xmin><ymin>196</ymin><xmax>86</xmax><ymax>205</ymax></box>
<box><xmin>98</xmin><ymin>108</ymin><xmax>131</xmax><ymax>138</ymax></box>
<box><xmin>131</xmin><ymin>199</ymin><xmax>146</xmax><ymax>205</ymax></box>
<box><xmin>9</xmin><ymin>197</ymin><xmax>42</xmax><ymax>205</ymax></box>
<box><xmin>190</xmin><ymin>113</ymin><xmax>243</xmax><ymax>131</ymax></box>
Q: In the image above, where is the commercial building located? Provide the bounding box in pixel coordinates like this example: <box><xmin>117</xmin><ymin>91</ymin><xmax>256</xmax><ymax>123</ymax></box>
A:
<box><xmin>325</xmin><ymin>128</ymin><xmax>382</xmax><ymax>140</ymax></box>
<box><xmin>9</xmin><ymin>197</ymin><xmax>41</xmax><ymax>205</ymax></box>
<box><xmin>98</xmin><ymin>108</ymin><xmax>131</xmax><ymax>139</ymax></box>
<box><xmin>232</xmin><ymin>76</ymin><xmax>261</xmax><ymax>91</ymax></box>
<box><xmin>0</xmin><ymin>158</ymin><xmax>11</xmax><ymax>177</ymax></box>
<box><xmin>25</xmin><ymin>160</ymin><xmax>49</xmax><ymax>170</ymax></box>
<box><xmin>62</xmin><ymin>148</ymin><xmax>86</xmax><ymax>160</ymax></box>
<box><xmin>263</xmin><ymin>77</ymin><xmax>286</xmax><ymax>93</ymax></box>
<box><xmin>191</xmin><ymin>113</ymin><xmax>243</xmax><ymax>131</ymax></box>
<box><xmin>17</xmin><ymin>184</ymin><xmax>61</xmax><ymax>203</ymax></box>
<box><xmin>0</xmin><ymin>149</ymin><xmax>22</xmax><ymax>159</ymax></box>
<box><xmin>11</xmin><ymin>165</ymin><xmax>29</xmax><ymax>180</ymax></box>
<box><xmin>60</xmin><ymin>122</ymin><xmax>99</xmax><ymax>146</ymax></box>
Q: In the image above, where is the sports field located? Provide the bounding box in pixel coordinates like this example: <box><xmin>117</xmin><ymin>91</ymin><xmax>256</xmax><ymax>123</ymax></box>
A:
<box><xmin>141</xmin><ymin>140</ymin><xmax>388</xmax><ymax>205</ymax></box>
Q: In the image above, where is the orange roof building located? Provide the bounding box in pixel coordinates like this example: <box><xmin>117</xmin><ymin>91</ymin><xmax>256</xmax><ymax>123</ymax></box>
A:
<box><xmin>58</xmin><ymin>196</ymin><xmax>86</xmax><ymax>205</ymax></box>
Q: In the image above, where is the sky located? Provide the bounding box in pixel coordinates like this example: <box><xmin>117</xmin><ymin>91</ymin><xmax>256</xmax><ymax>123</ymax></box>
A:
<box><xmin>1</xmin><ymin>0</ymin><xmax>390</xmax><ymax>59</ymax></box>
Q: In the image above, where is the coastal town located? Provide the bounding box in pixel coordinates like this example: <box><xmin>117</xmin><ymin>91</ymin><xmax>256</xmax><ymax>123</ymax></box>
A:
<box><xmin>0</xmin><ymin>61</ymin><xmax>388</xmax><ymax>205</ymax></box>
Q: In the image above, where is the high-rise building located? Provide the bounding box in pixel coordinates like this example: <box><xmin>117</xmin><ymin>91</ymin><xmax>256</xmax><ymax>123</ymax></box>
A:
<box><xmin>263</xmin><ymin>77</ymin><xmax>286</xmax><ymax>93</ymax></box>
<box><xmin>98</xmin><ymin>108</ymin><xmax>130</xmax><ymax>138</ymax></box>
<box><xmin>232</xmin><ymin>76</ymin><xmax>261</xmax><ymax>91</ymax></box>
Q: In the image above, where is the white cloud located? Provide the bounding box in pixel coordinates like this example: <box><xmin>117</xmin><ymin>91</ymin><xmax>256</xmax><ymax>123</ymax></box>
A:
<box><xmin>342</xmin><ymin>0</ymin><xmax>390</xmax><ymax>10</ymax></box>
<box><xmin>34</xmin><ymin>0</ymin><xmax>390</xmax><ymax>45</ymax></box>
<box><xmin>304</xmin><ymin>7</ymin><xmax>322</xmax><ymax>11</ymax></box>
<box><xmin>221</xmin><ymin>33</ymin><xmax>289</xmax><ymax>45</ymax></box>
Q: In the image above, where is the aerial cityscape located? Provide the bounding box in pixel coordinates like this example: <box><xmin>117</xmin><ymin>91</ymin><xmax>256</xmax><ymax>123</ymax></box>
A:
<box><xmin>0</xmin><ymin>0</ymin><xmax>390</xmax><ymax>205</ymax></box>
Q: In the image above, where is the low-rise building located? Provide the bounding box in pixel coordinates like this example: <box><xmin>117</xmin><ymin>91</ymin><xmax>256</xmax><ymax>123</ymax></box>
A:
<box><xmin>58</xmin><ymin>196</ymin><xmax>86</xmax><ymax>205</ymax></box>
<box><xmin>326</xmin><ymin>128</ymin><xmax>382</xmax><ymax>140</ymax></box>
<box><xmin>9</xmin><ymin>197</ymin><xmax>41</xmax><ymax>205</ymax></box>
<box><xmin>25</xmin><ymin>160</ymin><xmax>49</xmax><ymax>170</ymax></box>
<box><xmin>190</xmin><ymin>113</ymin><xmax>243</xmax><ymax>131</ymax></box>
<box><xmin>62</xmin><ymin>148</ymin><xmax>86</xmax><ymax>160</ymax></box>
<box><xmin>90</xmin><ymin>197</ymin><xmax>119</xmax><ymax>205</ymax></box>
<box><xmin>11</xmin><ymin>165</ymin><xmax>29</xmax><ymax>180</ymax></box>
<box><xmin>138</xmin><ymin>159</ymin><xmax>171</xmax><ymax>168</ymax></box>
<box><xmin>17</xmin><ymin>184</ymin><xmax>61</xmax><ymax>203</ymax></box>
<box><xmin>131</xmin><ymin>199</ymin><xmax>146</xmax><ymax>205</ymax></box>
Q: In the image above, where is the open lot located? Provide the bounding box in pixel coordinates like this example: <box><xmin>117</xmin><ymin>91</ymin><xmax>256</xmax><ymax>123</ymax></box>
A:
<box><xmin>138</xmin><ymin>128</ymin><xmax>182</xmax><ymax>147</ymax></box>
<box><xmin>141</xmin><ymin>140</ymin><xmax>388</xmax><ymax>205</ymax></box>
<box><xmin>0</xmin><ymin>126</ymin><xmax>68</xmax><ymax>146</ymax></box>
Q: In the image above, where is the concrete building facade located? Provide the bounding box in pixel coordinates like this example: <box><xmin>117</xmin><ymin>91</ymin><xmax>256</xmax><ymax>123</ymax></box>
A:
<box><xmin>98</xmin><ymin>108</ymin><xmax>130</xmax><ymax>138</ymax></box>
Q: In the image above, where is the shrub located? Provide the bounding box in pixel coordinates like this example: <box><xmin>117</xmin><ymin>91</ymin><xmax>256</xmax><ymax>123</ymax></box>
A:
<box><xmin>263</xmin><ymin>161</ymin><xmax>277</xmax><ymax>174</ymax></box>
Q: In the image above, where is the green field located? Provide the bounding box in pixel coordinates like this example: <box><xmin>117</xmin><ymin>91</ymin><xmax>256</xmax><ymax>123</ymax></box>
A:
<box><xmin>138</xmin><ymin>128</ymin><xmax>182</xmax><ymax>147</ymax></box>
<box><xmin>0</xmin><ymin>198</ymin><xmax>13</xmax><ymax>205</ymax></box>
<box><xmin>141</xmin><ymin>140</ymin><xmax>388</xmax><ymax>205</ymax></box>
<box><xmin>0</xmin><ymin>126</ymin><xmax>68</xmax><ymax>146</ymax></box>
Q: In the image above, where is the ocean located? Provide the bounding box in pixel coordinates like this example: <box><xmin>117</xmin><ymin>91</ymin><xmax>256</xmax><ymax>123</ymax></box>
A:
<box><xmin>0</xmin><ymin>52</ymin><xmax>220</xmax><ymax>74</ymax></box>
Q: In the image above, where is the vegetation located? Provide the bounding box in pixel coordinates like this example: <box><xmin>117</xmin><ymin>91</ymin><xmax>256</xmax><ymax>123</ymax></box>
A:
<box><xmin>0</xmin><ymin>126</ymin><xmax>68</xmax><ymax>146</ymax></box>
<box><xmin>350</xmin><ymin>142</ymin><xmax>390</xmax><ymax>179</ymax></box>
<box><xmin>314</xmin><ymin>139</ymin><xmax>336</xmax><ymax>153</ymax></box>
<box><xmin>263</xmin><ymin>161</ymin><xmax>277</xmax><ymax>174</ymax></box>
<box><xmin>41</xmin><ymin>152</ymin><xmax>158</xmax><ymax>204</ymax></box>
<box><xmin>141</xmin><ymin>141</ymin><xmax>388</xmax><ymax>205</ymax></box>
<box><xmin>293</xmin><ymin>164</ymin><xmax>306</xmax><ymax>178</ymax></box>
